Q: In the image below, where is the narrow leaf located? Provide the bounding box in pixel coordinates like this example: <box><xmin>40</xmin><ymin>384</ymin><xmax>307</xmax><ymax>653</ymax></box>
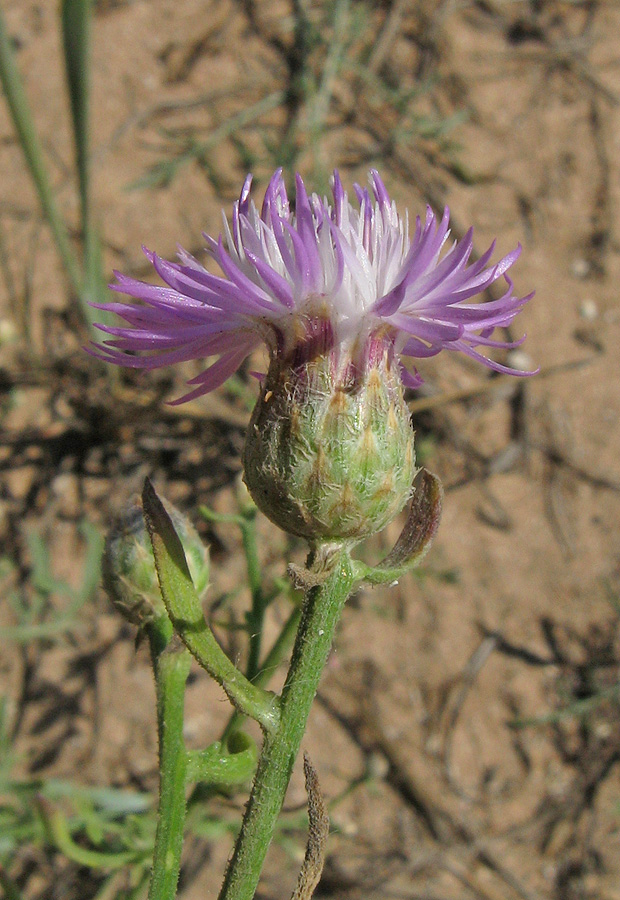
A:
<box><xmin>61</xmin><ymin>0</ymin><xmax>92</xmax><ymax>209</ymax></box>
<box><xmin>142</xmin><ymin>479</ymin><xmax>280</xmax><ymax>733</ymax></box>
<box><xmin>61</xmin><ymin>0</ymin><xmax>107</xmax><ymax>324</ymax></box>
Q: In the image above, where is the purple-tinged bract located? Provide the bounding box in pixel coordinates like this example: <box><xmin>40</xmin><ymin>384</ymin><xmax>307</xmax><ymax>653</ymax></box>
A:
<box><xmin>92</xmin><ymin>168</ymin><xmax>534</xmax><ymax>404</ymax></box>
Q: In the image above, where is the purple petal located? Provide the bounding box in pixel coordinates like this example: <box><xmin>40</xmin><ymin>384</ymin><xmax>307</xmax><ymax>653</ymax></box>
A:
<box><xmin>168</xmin><ymin>341</ymin><xmax>257</xmax><ymax>405</ymax></box>
<box><xmin>245</xmin><ymin>250</ymin><xmax>294</xmax><ymax>309</ymax></box>
<box><xmin>399</xmin><ymin>362</ymin><xmax>424</xmax><ymax>388</ymax></box>
<box><xmin>212</xmin><ymin>239</ymin><xmax>282</xmax><ymax>314</ymax></box>
<box><xmin>370</xmin><ymin>169</ymin><xmax>391</xmax><ymax>208</ymax></box>
<box><xmin>453</xmin><ymin>341</ymin><xmax>539</xmax><ymax>375</ymax></box>
<box><xmin>94</xmin><ymin>168</ymin><xmax>535</xmax><ymax>402</ymax></box>
<box><xmin>332</xmin><ymin>170</ymin><xmax>345</xmax><ymax>227</ymax></box>
<box><xmin>294</xmin><ymin>174</ymin><xmax>322</xmax><ymax>281</ymax></box>
<box><xmin>401</xmin><ymin>337</ymin><xmax>444</xmax><ymax>359</ymax></box>
<box><xmin>281</xmin><ymin>220</ymin><xmax>314</xmax><ymax>294</ymax></box>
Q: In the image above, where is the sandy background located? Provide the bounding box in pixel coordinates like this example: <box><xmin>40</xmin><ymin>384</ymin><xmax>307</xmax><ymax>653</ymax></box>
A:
<box><xmin>1</xmin><ymin>0</ymin><xmax>620</xmax><ymax>897</ymax></box>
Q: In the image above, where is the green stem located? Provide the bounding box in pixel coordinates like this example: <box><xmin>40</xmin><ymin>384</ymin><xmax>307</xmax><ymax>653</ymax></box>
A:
<box><xmin>242</xmin><ymin>513</ymin><xmax>266</xmax><ymax>683</ymax></box>
<box><xmin>220</xmin><ymin>604</ymin><xmax>301</xmax><ymax>746</ymax></box>
<box><xmin>186</xmin><ymin>731</ymin><xmax>257</xmax><ymax>786</ymax></box>
<box><xmin>218</xmin><ymin>547</ymin><xmax>355</xmax><ymax>900</ymax></box>
<box><xmin>255</xmin><ymin>604</ymin><xmax>302</xmax><ymax>689</ymax></box>
<box><xmin>148</xmin><ymin>635</ymin><xmax>191</xmax><ymax>900</ymax></box>
<box><xmin>186</xmin><ymin>604</ymin><xmax>301</xmax><ymax>812</ymax></box>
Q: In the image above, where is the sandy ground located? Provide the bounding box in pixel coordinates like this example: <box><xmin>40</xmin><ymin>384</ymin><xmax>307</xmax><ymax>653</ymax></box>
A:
<box><xmin>1</xmin><ymin>0</ymin><xmax>620</xmax><ymax>897</ymax></box>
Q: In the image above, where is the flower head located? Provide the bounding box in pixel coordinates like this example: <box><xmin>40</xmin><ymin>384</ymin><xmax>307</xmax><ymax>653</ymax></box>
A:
<box><xmin>93</xmin><ymin>169</ymin><xmax>534</xmax><ymax>542</ymax></box>
<box><xmin>92</xmin><ymin>168</ymin><xmax>534</xmax><ymax>403</ymax></box>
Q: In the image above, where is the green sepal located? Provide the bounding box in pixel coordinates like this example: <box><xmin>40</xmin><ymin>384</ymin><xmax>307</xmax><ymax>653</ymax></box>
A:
<box><xmin>186</xmin><ymin>731</ymin><xmax>258</xmax><ymax>786</ymax></box>
<box><xmin>141</xmin><ymin>479</ymin><xmax>280</xmax><ymax>734</ymax></box>
<box><xmin>352</xmin><ymin>469</ymin><xmax>443</xmax><ymax>586</ymax></box>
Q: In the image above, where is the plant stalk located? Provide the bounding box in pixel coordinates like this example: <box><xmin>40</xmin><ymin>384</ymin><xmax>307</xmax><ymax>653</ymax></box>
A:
<box><xmin>241</xmin><ymin>512</ymin><xmax>266</xmax><ymax>683</ymax></box>
<box><xmin>148</xmin><ymin>632</ymin><xmax>191</xmax><ymax>900</ymax></box>
<box><xmin>218</xmin><ymin>547</ymin><xmax>355</xmax><ymax>900</ymax></box>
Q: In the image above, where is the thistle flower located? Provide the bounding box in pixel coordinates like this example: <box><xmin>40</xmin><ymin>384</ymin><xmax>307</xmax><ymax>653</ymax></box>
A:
<box><xmin>93</xmin><ymin>169</ymin><xmax>534</xmax><ymax>541</ymax></box>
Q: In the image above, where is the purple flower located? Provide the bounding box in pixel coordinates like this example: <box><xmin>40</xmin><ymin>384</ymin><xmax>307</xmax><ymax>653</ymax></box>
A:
<box><xmin>91</xmin><ymin>169</ymin><xmax>535</xmax><ymax>403</ymax></box>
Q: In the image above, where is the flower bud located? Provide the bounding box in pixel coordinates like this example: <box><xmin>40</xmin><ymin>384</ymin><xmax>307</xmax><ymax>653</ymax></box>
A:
<box><xmin>243</xmin><ymin>321</ymin><xmax>416</xmax><ymax>543</ymax></box>
<box><xmin>103</xmin><ymin>497</ymin><xmax>209</xmax><ymax>625</ymax></box>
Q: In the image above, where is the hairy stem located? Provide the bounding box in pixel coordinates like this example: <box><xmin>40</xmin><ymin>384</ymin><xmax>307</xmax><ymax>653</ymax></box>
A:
<box><xmin>220</xmin><ymin>603</ymin><xmax>302</xmax><ymax>746</ymax></box>
<box><xmin>218</xmin><ymin>547</ymin><xmax>355</xmax><ymax>900</ymax></box>
<box><xmin>241</xmin><ymin>512</ymin><xmax>267</xmax><ymax>683</ymax></box>
<box><xmin>148</xmin><ymin>629</ymin><xmax>191</xmax><ymax>900</ymax></box>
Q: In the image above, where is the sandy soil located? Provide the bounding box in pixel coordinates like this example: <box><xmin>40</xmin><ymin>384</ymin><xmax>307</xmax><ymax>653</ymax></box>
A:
<box><xmin>1</xmin><ymin>0</ymin><xmax>620</xmax><ymax>898</ymax></box>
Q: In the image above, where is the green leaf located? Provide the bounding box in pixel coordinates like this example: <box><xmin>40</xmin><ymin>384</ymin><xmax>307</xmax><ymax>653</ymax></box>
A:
<box><xmin>61</xmin><ymin>0</ymin><xmax>92</xmax><ymax>208</ymax></box>
<box><xmin>142</xmin><ymin>479</ymin><xmax>280</xmax><ymax>733</ymax></box>
<box><xmin>61</xmin><ymin>0</ymin><xmax>108</xmax><ymax>326</ymax></box>
<box><xmin>43</xmin><ymin>779</ymin><xmax>152</xmax><ymax>816</ymax></box>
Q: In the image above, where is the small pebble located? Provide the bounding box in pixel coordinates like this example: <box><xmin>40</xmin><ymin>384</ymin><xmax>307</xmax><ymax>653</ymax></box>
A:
<box><xmin>593</xmin><ymin>720</ymin><xmax>612</xmax><ymax>740</ymax></box>
<box><xmin>0</xmin><ymin>318</ymin><xmax>17</xmax><ymax>345</ymax></box>
<box><xmin>6</xmin><ymin>465</ymin><xmax>37</xmax><ymax>500</ymax></box>
<box><xmin>334</xmin><ymin>816</ymin><xmax>358</xmax><ymax>836</ymax></box>
<box><xmin>570</xmin><ymin>258</ymin><xmax>590</xmax><ymax>279</ymax></box>
<box><xmin>578</xmin><ymin>298</ymin><xmax>598</xmax><ymax>321</ymax></box>
<box><xmin>51</xmin><ymin>473</ymin><xmax>81</xmax><ymax>518</ymax></box>
<box><xmin>506</xmin><ymin>350</ymin><xmax>533</xmax><ymax>372</ymax></box>
<box><xmin>367</xmin><ymin>751</ymin><xmax>390</xmax><ymax>780</ymax></box>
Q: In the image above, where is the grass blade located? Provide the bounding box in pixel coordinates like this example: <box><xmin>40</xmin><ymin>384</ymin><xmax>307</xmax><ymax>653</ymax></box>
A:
<box><xmin>0</xmin><ymin>4</ymin><xmax>82</xmax><ymax>296</ymax></box>
<box><xmin>61</xmin><ymin>0</ymin><xmax>91</xmax><ymax>213</ymax></box>
<box><xmin>61</xmin><ymin>0</ymin><xmax>107</xmax><ymax>326</ymax></box>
